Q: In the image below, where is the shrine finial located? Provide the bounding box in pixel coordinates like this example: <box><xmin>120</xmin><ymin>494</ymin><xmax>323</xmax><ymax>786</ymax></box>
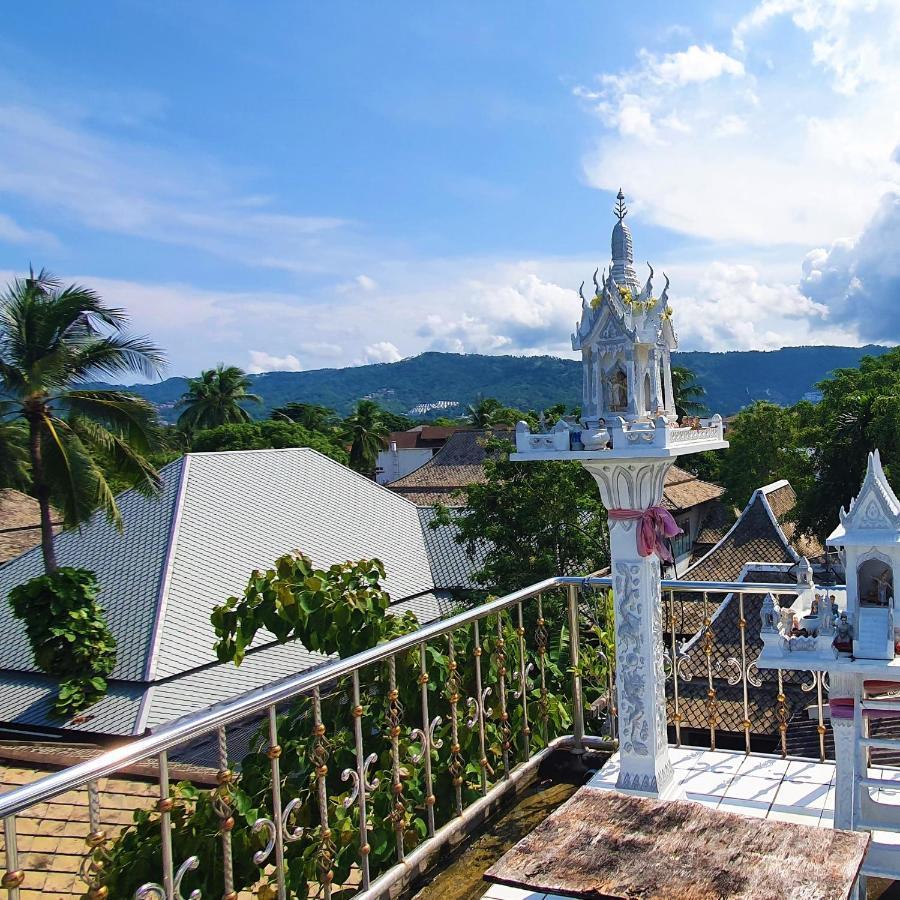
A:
<box><xmin>615</xmin><ymin>188</ymin><xmax>627</xmax><ymax>222</ymax></box>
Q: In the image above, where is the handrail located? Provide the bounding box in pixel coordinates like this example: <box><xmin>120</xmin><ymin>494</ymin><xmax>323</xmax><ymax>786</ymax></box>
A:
<box><xmin>0</xmin><ymin>574</ymin><xmax>842</xmax><ymax>819</ymax></box>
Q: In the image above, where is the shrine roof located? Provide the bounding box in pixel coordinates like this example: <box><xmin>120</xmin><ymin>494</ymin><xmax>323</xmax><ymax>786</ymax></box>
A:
<box><xmin>683</xmin><ymin>482</ymin><xmax>800</xmax><ymax>584</ymax></box>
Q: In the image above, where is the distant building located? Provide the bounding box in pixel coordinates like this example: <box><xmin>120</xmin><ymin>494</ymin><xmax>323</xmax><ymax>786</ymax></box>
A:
<box><xmin>0</xmin><ymin>448</ymin><xmax>480</xmax><ymax>741</ymax></box>
<box><xmin>375</xmin><ymin>425</ymin><xmax>459</xmax><ymax>485</ymax></box>
<box><xmin>388</xmin><ymin>428</ymin><xmax>725</xmax><ymax>576</ymax></box>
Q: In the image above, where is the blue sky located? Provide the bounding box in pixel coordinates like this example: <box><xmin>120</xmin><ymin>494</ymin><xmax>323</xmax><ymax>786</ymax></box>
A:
<box><xmin>0</xmin><ymin>1</ymin><xmax>898</xmax><ymax>378</ymax></box>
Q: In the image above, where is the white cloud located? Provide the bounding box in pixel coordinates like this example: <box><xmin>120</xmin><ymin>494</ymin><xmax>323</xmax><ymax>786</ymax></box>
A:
<box><xmin>362</xmin><ymin>341</ymin><xmax>402</xmax><ymax>364</ymax></box>
<box><xmin>799</xmin><ymin>191</ymin><xmax>900</xmax><ymax>341</ymax></box>
<box><xmin>0</xmin><ymin>102</ymin><xmax>351</xmax><ymax>273</ymax></box>
<box><xmin>0</xmin><ymin>212</ymin><xmax>58</xmax><ymax>247</ymax></box>
<box><xmin>576</xmin><ymin>0</ymin><xmax>900</xmax><ymax>247</ymax></box>
<box><xmin>246</xmin><ymin>351</ymin><xmax>303</xmax><ymax>374</ymax></box>
<box><xmin>356</xmin><ymin>274</ymin><xmax>377</xmax><ymax>291</ymax></box>
<box><xmin>652</xmin><ymin>44</ymin><xmax>745</xmax><ymax>85</ymax></box>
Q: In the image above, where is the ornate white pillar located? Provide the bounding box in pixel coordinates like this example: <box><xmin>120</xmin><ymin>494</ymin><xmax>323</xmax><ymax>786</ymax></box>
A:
<box><xmin>829</xmin><ymin>670</ymin><xmax>856</xmax><ymax>830</ymax></box>
<box><xmin>583</xmin><ymin>457</ymin><xmax>677</xmax><ymax>798</ymax></box>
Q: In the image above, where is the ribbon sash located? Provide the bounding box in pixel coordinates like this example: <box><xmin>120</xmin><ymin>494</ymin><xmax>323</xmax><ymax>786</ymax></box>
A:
<box><xmin>608</xmin><ymin>506</ymin><xmax>682</xmax><ymax>563</ymax></box>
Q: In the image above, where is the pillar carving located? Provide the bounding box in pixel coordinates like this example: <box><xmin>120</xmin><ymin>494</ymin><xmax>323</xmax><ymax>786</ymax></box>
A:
<box><xmin>583</xmin><ymin>457</ymin><xmax>677</xmax><ymax>798</ymax></box>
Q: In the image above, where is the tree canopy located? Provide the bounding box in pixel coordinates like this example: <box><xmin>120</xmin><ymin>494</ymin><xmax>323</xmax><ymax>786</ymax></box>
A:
<box><xmin>177</xmin><ymin>364</ymin><xmax>261</xmax><ymax>432</ymax></box>
<box><xmin>671</xmin><ymin>365</ymin><xmax>707</xmax><ymax>418</ymax></box>
<box><xmin>344</xmin><ymin>399</ymin><xmax>389</xmax><ymax>477</ymax></box>
<box><xmin>434</xmin><ymin>435</ymin><xmax>609</xmax><ymax>593</ymax></box>
<box><xmin>190</xmin><ymin>419</ymin><xmax>348</xmax><ymax>463</ymax></box>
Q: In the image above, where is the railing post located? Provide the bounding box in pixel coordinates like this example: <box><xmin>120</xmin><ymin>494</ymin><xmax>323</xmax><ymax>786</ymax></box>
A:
<box><xmin>1</xmin><ymin>816</ymin><xmax>23</xmax><ymax>899</ymax></box>
<box><xmin>567</xmin><ymin>583</ymin><xmax>585</xmax><ymax>752</ymax></box>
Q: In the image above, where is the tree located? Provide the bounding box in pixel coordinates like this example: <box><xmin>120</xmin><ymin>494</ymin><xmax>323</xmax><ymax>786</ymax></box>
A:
<box><xmin>718</xmin><ymin>401</ymin><xmax>803</xmax><ymax>511</ymax></box>
<box><xmin>435</xmin><ymin>435</ymin><xmax>610</xmax><ymax>593</ymax></box>
<box><xmin>176</xmin><ymin>364</ymin><xmax>261</xmax><ymax>432</ymax></box>
<box><xmin>190</xmin><ymin>420</ymin><xmax>348</xmax><ymax>464</ymax></box>
<box><xmin>671</xmin><ymin>366</ymin><xmax>707</xmax><ymax>418</ymax></box>
<box><xmin>0</xmin><ymin>268</ymin><xmax>165</xmax><ymax>572</ymax></box>
<box><xmin>344</xmin><ymin>399</ymin><xmax>389</xmax><ymax>477</ymax></box>
<box><xmin>270</xmin><ymin>401</ymin><xmax>339</xmax><ymax>432</ymax></box>
<box><xmin>794</xmin><ymin>348</ymin><xmax>900</xmax><ymax>541</ymax></box>
<box><xmin>466</xmin><ymin>396</ymin><xmax>504</xmax><ymax>427</ymax></box>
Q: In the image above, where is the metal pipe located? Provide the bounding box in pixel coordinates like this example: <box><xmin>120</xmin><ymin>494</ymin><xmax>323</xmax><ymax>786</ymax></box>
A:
<box><xmin>667</xmin><ymin>588</ymin><xmax>681</xmax><ymax>748</ymax></box>
<box><xmin>738</xmin><ymin>592</ymin><xmax>751</xmax><ymax>755</ymax></box>
<box><xmin>515</xmin><ymin>602</ymin><xmax>531</xmax><ymax>761</ymax></box>
<box><xmin>567</xmin><ymin>583</ymin><xmax>585</xmax><ymax>750</ymax></box>
<box><xmin>2</xmin><ymin>815</ymin><xmax>22</xmax><ymax>900</ymax></box>
<box><xmin>158</xmin><ymin>752</ymin><xmax>175</xmax><ymax>900</ymax></box>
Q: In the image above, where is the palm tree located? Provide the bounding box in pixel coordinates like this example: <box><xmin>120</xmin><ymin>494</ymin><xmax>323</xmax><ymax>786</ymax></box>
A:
<box><xmin>671</xmin><ymin>366</ymin><xmax>707</xmax><ymax>419</ymax></box>
<box><xmin>344</xmin><ymin>399</ymin><xmax>389</xmax><ymax>477</ymax></box>
<box><xmin>176</xmin><ymin>364</ymin><xmax>262</xmax><ymax>432</ymax></box>
<box><xmin>0</xmin><ymin>268</ymin><xmax>166</xmax><ymax>572</ymax></box>
<box><xmin>467</xmin><ymin>396</ymin><xmax>504</xmax><ymax>428</ymax></box>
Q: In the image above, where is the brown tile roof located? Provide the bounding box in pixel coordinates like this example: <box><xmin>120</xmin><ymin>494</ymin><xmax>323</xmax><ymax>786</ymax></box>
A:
<box><xmin>390</xmin><ymin>437</ymin><xmax>726</xmax><ymax>513</ymax></box>
<box><xmin>388</xmin><ymin>429</ymin><xmax>509</xmax><ymax>506</ymax></box>
<box><xmin>661</xmin><ymin>466</ymin><xmax>724</xmax><ymax>512</ymax></box>
<box><xmin>682</xmin><ymin>482</ymin><xmax>799</xmax><ymax>584</ymax></box>
<box><xmin>0</xmin><ymin>491</ymin><xmax>61</xmax><ymax>565</ymax></box>
<box><xmin>0</xmin><ymin>743</ymin><xmax>218</xmax><ymax>898</ymax></box>
<box><xmin>386</xmin><ymin>426</ymin><xmax>460</xmax><ymax>450</ymax></box>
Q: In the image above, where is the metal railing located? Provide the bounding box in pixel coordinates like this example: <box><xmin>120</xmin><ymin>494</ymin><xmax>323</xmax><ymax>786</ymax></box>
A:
<box><xmin>0</xmin><ymin>575</ymin><xmax>836</xmax><ymax>899</ymax></box>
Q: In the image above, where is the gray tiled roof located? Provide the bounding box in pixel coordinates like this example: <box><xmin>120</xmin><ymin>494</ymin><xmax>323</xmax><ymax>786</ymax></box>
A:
<box><xmin>0</xmin><ymin>449</ymin><xmax>475</xmax><ymax>737</ymax></box>
<box><xmin>152</xmin><ymin>449</ymin><xmax>435</xmax><ymax>680</ymax></box>
<box><xmin>418</xmin><ymin>508</ymin><xmax>489</xmax><ymax>591</ymax></box>
<box><xmin>0</xmin><ymin>458</ymin><xmax>184</xmax><ymax>680</ymax></box>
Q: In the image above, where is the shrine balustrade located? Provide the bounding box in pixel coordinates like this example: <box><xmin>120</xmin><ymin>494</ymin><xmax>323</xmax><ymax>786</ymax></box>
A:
<box><xmin>0</xmin><ymin>576</ymin><xmax>833</xmax><ymax>899</ymax></box>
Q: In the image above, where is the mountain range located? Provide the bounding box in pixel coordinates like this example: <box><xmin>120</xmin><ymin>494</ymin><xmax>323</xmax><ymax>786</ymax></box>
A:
<box><xmin>93</xmin><ymin>345</ymin><xmax>893</xmax><ymax>423</ymax></box>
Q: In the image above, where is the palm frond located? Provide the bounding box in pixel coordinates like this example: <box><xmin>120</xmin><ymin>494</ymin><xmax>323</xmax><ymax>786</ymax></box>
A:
<box><xmin>61</xmin><ymin>390</ymin><xmax>164</xmax><ymax>454</ymax></box>
<box><xmin>70</xmin><ymin>416</ymin><xmax>161</xmax><ymax>498</ymax></box>
<box><xmin>68</xmin><ymin>335</ymin><xmax>166</xmax><ymax>381</ymax></box>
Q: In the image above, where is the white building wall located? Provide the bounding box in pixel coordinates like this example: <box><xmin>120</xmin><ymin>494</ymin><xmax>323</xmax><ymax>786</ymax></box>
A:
<box><xmin>375</xmin><ymin>447</ymin><xmax>434</xmax><ymax>485</ymax></box>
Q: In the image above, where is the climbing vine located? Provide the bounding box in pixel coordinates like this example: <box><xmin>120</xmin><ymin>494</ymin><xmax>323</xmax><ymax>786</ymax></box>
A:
<box><xmin>90</xmin><ymin>553</ymin><xmax>612</xmax><ymax>898</ymax></box>
<box><xmin>8</xmin><ymin>567</ymin><xmax>116</xmax><ymax>717</ymax></box>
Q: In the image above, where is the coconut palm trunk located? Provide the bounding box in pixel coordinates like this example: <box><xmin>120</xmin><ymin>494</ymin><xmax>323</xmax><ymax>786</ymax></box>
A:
<box><xmin>27</xmin><ymin>411</ymin><xmax>58</xmax><ymax>572</ymax></box>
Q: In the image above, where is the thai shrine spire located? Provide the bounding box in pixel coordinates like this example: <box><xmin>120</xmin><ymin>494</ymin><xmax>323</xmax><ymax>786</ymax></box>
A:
<box><xmin>610</xmin><ymin>188</ymin><xmax>638</xmax><ymax>290</ymax></box>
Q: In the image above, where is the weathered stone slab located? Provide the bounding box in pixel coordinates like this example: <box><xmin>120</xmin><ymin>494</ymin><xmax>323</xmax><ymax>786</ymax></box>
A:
<box><xmin>485</xmin><ymin>787</ymin><xmax>869</xmax><ymax>900</ymax></box>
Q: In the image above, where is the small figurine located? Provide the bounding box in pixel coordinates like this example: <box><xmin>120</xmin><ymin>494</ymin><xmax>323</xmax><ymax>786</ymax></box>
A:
<box><xmin>834</xmin><ymin>612</ymin><xmax>853</xmax><ymax>652</ymax></box>
<box><xmin>810</xmin><ymin>595</ymin><xmax>820</xmax><ymax>616</ymax></box>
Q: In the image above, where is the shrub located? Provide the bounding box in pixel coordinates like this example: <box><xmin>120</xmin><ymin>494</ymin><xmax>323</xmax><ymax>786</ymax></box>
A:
<box><xmin>8</xmin><ymin>568</ymin><xmax>116</xmax><ymax>716</ymax></box>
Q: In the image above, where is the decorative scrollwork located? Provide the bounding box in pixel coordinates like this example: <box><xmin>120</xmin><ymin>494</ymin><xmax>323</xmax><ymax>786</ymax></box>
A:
<box><xmin>675</xmin><ymin>654</ymin><xmax>694</xmax><ymax>682</ymax></box>
<box><xmin>512</xmin><ymin>662</ymin><xmax>536</xmax><ymax>699</ymax></box>
<box><xmin>341</xmin><ymin>753</ymin><xmax>379</xmax><ymax>808</ymax></box>
<box><xmin>801</xmin><ymin>672</ymin><xmax>817</xmax><ymax>692</ymax></box>
<box><xmin>410</xmin><ymin>717</ymin><xmax>444</xmax><ymax>764</ymax></box>
<box><xmin>725</xmin><ymin>656</ymin><xmax>743</xmax><ymax>687</ymax></box>
<box><xmin>746</xmin><ymin>659</ymin><xmax>763</xmax><ymax>688</ymax></box>
<box><xmin>466</xmin><ymin>687</ymin><xmax>493</xmax><ymax>728</ymax></box>
<box><xmin>135</xmin><ymin>857</ymin><xmax>201</xmax><ymax>900</ymax></box>
<box><xmin>252</xmin><ymin>798</ymin><xmax>304</xmax><ymax>865</ymax></box>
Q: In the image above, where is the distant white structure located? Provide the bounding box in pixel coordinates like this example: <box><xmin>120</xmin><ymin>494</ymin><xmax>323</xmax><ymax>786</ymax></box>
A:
<box><xmin>514</xmin><ymin>191</ymin><xmax>727</xmax><ymax>799</ymax></box>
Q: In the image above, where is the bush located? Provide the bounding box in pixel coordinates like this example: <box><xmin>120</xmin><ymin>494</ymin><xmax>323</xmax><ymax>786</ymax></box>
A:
<box><xmin>8</xmin><ymin>568</ymin><xmax>116</xmax><ymax>716</ymax></box>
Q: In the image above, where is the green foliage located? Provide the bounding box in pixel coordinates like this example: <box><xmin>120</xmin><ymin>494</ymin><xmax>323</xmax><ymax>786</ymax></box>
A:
<box><xmin>434</xmin><ymin>436</ymin><xmax>609</xmax><ymax>593</ymax></box>
<box><xmin>95</xmin><ymin>557</ymin><xmax>611</xmax><ymax>899</ymax></box>
<box><xmin>671</xmin><ymin>365</ymin><xmax>707</xmax><ymax>418</ymax></box>
<box><xmin>189</xmin><ymin>420</ymin><xmax>348</xmax><ymax>464</ymax></box>
<box><xmin>8</xmin><ymin>568</ymin><xmax>116</xmax><ymax>716</ymax></box>
<box><xmin>0</xmin><ymin>416</ymin><xmax>30</xmax><ymax>490</ymax></box>
<box><xmin>717</xmin><ymin>401</ymin><xmax>805</xmax><ymax>510</ymax></box>
<box><xmin>91</xmin><ymin>347</ymin><xmax>892</xmax><ymax>424</ymax></box>
<box><xmin>0</xmin><ymin>267</ymin><xmax>167</xmax><ymax>571</ymax></box>
<box><xmin>211</xmin><ymin>553</ymin><xmax>409</xmax><ymax>665</ymax></box>
<box><xmin>177</xmin><ymin>364</ymin><xmax>262</xmax><ymax>432</ymax></box>
<box><xmin>793</xmin><ymin>348</ymin><xmax>900</xmax><ymax>541</ymax></box>
<box><xmin>344</xmin><ymin>399</ymin><xmax>390</xmax><ymax>477</ymax></box>
<box><xmin>270</xmin><ymin>402</ymin><xmax>340</xmax><ymax>432</ymax></box>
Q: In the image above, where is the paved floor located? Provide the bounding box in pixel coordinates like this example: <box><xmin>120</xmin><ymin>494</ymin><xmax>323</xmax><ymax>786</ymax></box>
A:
<box><xmin>481</xmin><ymin>747</ymin><xmax>900</xmax><ymax>900</ymax></box>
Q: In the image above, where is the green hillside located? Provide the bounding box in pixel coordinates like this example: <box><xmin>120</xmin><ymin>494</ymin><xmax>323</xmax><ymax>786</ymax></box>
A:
<box><xmin>91</xmin><ymin>345</ymin><xmax>892</xmax><ymax>422</ymax></box>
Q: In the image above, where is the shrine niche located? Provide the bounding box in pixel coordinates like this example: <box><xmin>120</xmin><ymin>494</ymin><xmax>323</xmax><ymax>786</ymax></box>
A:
<box><xmin>606</xmin><ymin>367</ymin><xmax>628</xmax><ymax>413</ymax></box>
<box><xmin>858</xmin><ymin>555</ymin><xmax>893</xmax><ymax>608</ymax></box>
